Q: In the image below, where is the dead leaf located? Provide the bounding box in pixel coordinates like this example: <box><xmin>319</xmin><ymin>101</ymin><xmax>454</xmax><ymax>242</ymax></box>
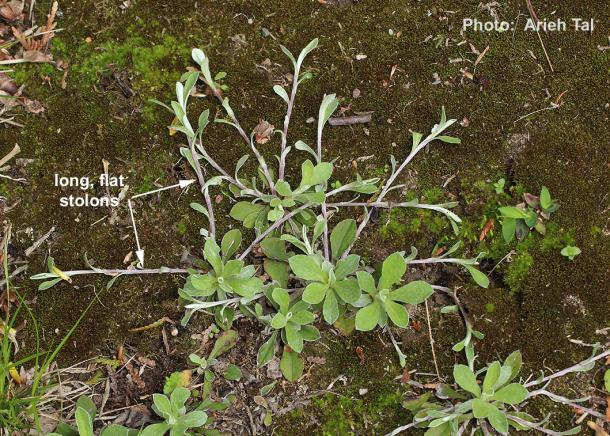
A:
<box><xmin>0</xmin><ymin>1</ymin><xmax>24</xmax><ymax>22</ymax></box>
<box><xmin>479</xmin><ymin>218</ymin><xmax>494</xmax><ymax>241</ymax></box>
<box><xmin>125</xmin><ymin>361</ymin><xmax>146</xmax><ymax>390</ymax></box>
<box><xmin>306</xmin><ymin>356</ymin><xmax>326</xmax><ymax>365</ymax></box>
<box><xmin>136</xmin><ymin>355</ymin><xmax>156</xmax><ymax>367</ymax></box>
<box><xmin>410</xmin><ymin>319</ymin><xmax>422</xmax><ymax>331</ymax></box>
<box><xmin>0</xmin><ymin>72</ymin><xmax>17</xmax><ymax>94</ymax></box>
<box><xmin>431</xmin><ymin>246</ymin><xmax>446</xmax><ymax>257</ymax></box>
<box><xmin>355</xmin><ymin>346</ymin><xmax>365</xmax><ymax>364</ymax></box>
<box><xmin>254</xmin><ymin>119</ymin><xmax>274</xmax><ymax>144</ymax></box>
<box><xmin>20</xmin><ymin>96</ymin><xmax>44</xmax><ymax>114</ymax></box>
<box><xmin>22</xmin><ymin>50</ymin><xmax>52</xmax><ymax>63</ymax></box>
<box><xmin>400</xmin><ymin>369</ymin><xmax>411</xmax><ymax>384</ymax></box>
<box><xmin>123</xmin><ymin>251</ymin><xmax>133</xmax><ymax>264</ymax></box>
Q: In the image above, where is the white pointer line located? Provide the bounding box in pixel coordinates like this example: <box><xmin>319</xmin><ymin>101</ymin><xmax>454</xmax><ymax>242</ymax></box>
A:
<box><xmin>131</xmin><ymin>179</ymin><xmax>195</xmax><ymax>199</ymax></box>
<box><xmin>127</xmin><ymin>199</ymin><xmax>145</xmax><ymax>266</ymax></box>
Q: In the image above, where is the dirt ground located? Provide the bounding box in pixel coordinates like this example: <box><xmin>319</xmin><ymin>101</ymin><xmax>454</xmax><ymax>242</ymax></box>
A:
<box><xmin>1</xmin><ymin>0</ymin><xmax>609</xmax><ymax>434</ymax></box>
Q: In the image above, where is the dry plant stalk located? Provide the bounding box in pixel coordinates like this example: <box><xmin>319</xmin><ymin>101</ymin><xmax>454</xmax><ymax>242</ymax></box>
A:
<box><xmin>0</xmin><ymin>143</ymin><xmax>20</xmax><ymax>168</ymax></box>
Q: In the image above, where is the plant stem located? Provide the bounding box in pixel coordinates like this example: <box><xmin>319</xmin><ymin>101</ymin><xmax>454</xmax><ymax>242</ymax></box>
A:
<box><xmin>53</xmin><ymin>268</ymin><xmax>193</xmax><ymax>278</ymax></box>
<box><xmin>194</xmin><ymin>140</ymin><xmax>264</xmax><ymax>198</ymax></box>
<box><xmin>524</xmin><ymin>349</ymin><xmax>610</xmax><ymax>388</ymax></box>
<box><xmin>321</xmin><ymin>203</ymin><xmax>330</xmax><ymax>260</ymax></box>
<box><xmin>210</xmin><ymin>87</ymin><xmax>276</xmax><ymax>193</ymax></box>
<box><xmin>506</xmin><ymin>414</ymin><xmax>571</xmax><ymax>436</ymax></box>
<box><xmin>424</xmin><ymin>299</ymin><xmax>441</xmax><ymax>379</ymax></box>
<box><xmin>278</xmin><ymin>67</ymin><xmax>300</xmax><ymax>180</ymax></box>
<box><xmin>527</xmin><ymin>390</ymin><xmax>606</xmax><ymax>420</ymax></box>
<box><xmin>346</xmin><ymin>129</ymin><xmax>446</xmax><ymax>256</ymax></box>
<box><xmin>238</xmin><ymin>204</ymin><xmax>310</xmax><ymax>260</ymax></box>
<box><xmin>409</xmin><ymin>257</ymin><xmax>469</xmax><ymax>265</ymax></box>
<box><xmin>189</xmin><ymin>138</ymin><xmax>216</xmax><ymax>238</ymax></box>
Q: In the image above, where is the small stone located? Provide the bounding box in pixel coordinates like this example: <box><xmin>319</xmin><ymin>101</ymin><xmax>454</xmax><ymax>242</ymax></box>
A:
<box><xmin>359</xmin><ymin>388</ymin><xmax>368</xmax><ymax>396</ymax></box>
<box><xmin>352</xmin><ymin>88</ymin><xmax>361</xmax><ymax>98</ymax></box>
<box><xmin>355</xmin><ymin>54</ymin><xmax>367</xmax><ymax>61</ymax></box>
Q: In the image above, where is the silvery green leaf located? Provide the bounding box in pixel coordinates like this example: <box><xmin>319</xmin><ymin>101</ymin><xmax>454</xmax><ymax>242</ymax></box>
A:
<box><xmin>190</xmin><ymin>202</ymin><xmax>209</xmax><ymax>218</ymax></box>
<box><xmin>106</xmin><ymin>274</ymin><xmax>123</xmax><ymax>290</ymax></box>
<box><xmin>171</xmin><ymin>125</ymin><xmax>195</xmax><ymax>138</ymax></box>
<box><xmin>279</xmin><ymin>146</ymin><xmax>291</xmax><ymax>166</ymax></box>
<box><xmin>171</xmin><ymin>101</ymin><xmax>185</xmax><ymax>121</ymax></box>
<box><xmin>437</xmin><ymin>135</ymin><xmax>461</xmax><ymax>144</ymax></box>
<box><xmin>273</xmin><ymin>85</ymin><xmax>289</xmax><ymax>103</ymax></box>
<box><xmin>260</xmin><ymin>380</ymin><xmax>277</xmax><ymax>396</ymax></box>
<box><xmin>465</xmin><ymin>265</ymin><xmax>489</xmax><ymax>288</ymax></box>
<box><xmin>450</xmin><ymin>219</ymin><xmax>459</xmax><ymax>235</ymax></box>
<box><xmin>390</xmin><ymin>154</ymin><xmax>397</xmax><ymax>174</ymax></box>
<box><xmin>215</xmin><ymin>118</ymin><xmax>239</xmax><ymax>129</ymax></box>
<box><xmin>441</xmin><ymin>305</ymin><xmax>459</xmax><ymax>314</ymax></box>
<box><xmin>192</xmin><ymin>48</ymin><xmax>205</xmax><ymax>65</ymax></box>
<box><xmin>221</xmin><ymin>98</ymin><xmax>236</xmax><ymax>119</ymax></box>
<box><xmin>441</xmin><ymin>241</ymin><xmax>461</xmax><ymax>258</ymax></box>
<box><xmin>330</xmin><ymin>219</ymin><xmax>356</xmax><ymax>260</ymax></box>
<box><xmin>295</xmin><ymin>140</ymin><xmax>318</xmax><ymax>161</ymax></box>
<box><xmin>405</xmin><ymin>246</ymin><xmax>418</xmax><ymax>262</ymax></box>
<box><xmin>203</xmin><ymin>176</ymin><xmax>225</xmax><ymax>190</ymax></box>
<box><xmin>296</xmin><ymin>38</ymin><xmax>319</xmax><ymax>70</ymax></box>
<box><xmin>415</xmin><ymin>203</ymin><xmax>462</xmax><ymax>223</ymax></box>
<box><xmin>180</xmin><ymin>147</ymin><xmax>196</xmax><ymax>170</ymax></box>
<box><xmin>235</xmin><ymin>154</ymin><xmax>249</xmax><ymax>180</ymax></box>
<box><xmin>411</xmin><ymin>132</ymin><xmax>423</xmax><ymax>151</ymax></box>
<box><xmin>176</xmin><ymin>81</ymin><xmax>185</xmax><ymax>108</ymax></box>
<box><xmin>279</xmin><ymin>44</ymin><xmax>296</xmax><ymax>68</ymax></box>
<box><xmin>148</xmin><ymin>98</ymin><xmax>173</xmax><ymax>113</ymax></box>
<box><xmin>31</xmin><ymin>272</ymin><xmax>60</xmax><ymax>280</ymax></box>
<box><xmin>192</xmin><ymin>49</ymin><xmax>215</xmax><ymax>89</ymax></box>
<box><xmin>197</xmin><ymin>109</ymin><xmax>210</xmax><ymax>135</ymax></box>
<box><xmin>297</xmin><ymin>71</ymin><xmax>313</xmax><ymax>85</ymax></box>
<box><xmin>38</xmin><ymin>278</ymin><xmax>63</xmax><ymax>290</ymax></box>
<box><xmin>312</xmin><ymin>219</ymin><xmax>326</xmax><ymax>243</ymax></box>
<box><xmin>182</xmin><ymin>71</ymin><xmax>199</xmax><ymax>106</ymax></box>
<box><xmin>317</xmin><ymin>94</ymin><xmax>339</xmax><ymax>139</ymax></box>
<box><xmin>182</xmin><ymin>116</ymin><xmax>195</xmax><ymax>137</ymax></box>
<box><xmin>281</xmin><ymin>235</ymin><xmax>309</xmax><ymax>255</ymax></box>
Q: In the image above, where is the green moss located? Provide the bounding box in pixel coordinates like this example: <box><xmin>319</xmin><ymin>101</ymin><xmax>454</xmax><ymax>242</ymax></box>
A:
<box><xmin>53</xmin><ymin>28</ymin><xmax>189</xmax><ymax>90</ymax></box>
<box><xmin>299</xmin><ymin>391</ymin><xmax>403</xmax><ymax>436</ymax></box>
<box><xmin>539</xmin><ymin>223</ymin><xmax>574</xmax><ymax>252</ymax></box>
<box><xmin>176</xmin><ymin>217</ymin><xmax>188</xmax><ymax>235</ymax></box>
<box><xmin>134</xmin><ymin>167</ymin><xmax>165</xmax><ymax>194</ymax></box>
<box><xmin>505</xmin><ymin>251</ymin><xmax>534</xmax><ymax>293</ymax></box>
<box><xmin>421</xmin><ymin>186</ymin><xmax>443</xmax><ymax>203</ymax></box>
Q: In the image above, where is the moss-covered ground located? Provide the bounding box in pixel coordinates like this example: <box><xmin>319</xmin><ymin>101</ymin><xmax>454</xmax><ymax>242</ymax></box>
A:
<box><xmin>1</xmin><ymin>0</ymin><xmax>608</xmax><ymax>434</ymax></box>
